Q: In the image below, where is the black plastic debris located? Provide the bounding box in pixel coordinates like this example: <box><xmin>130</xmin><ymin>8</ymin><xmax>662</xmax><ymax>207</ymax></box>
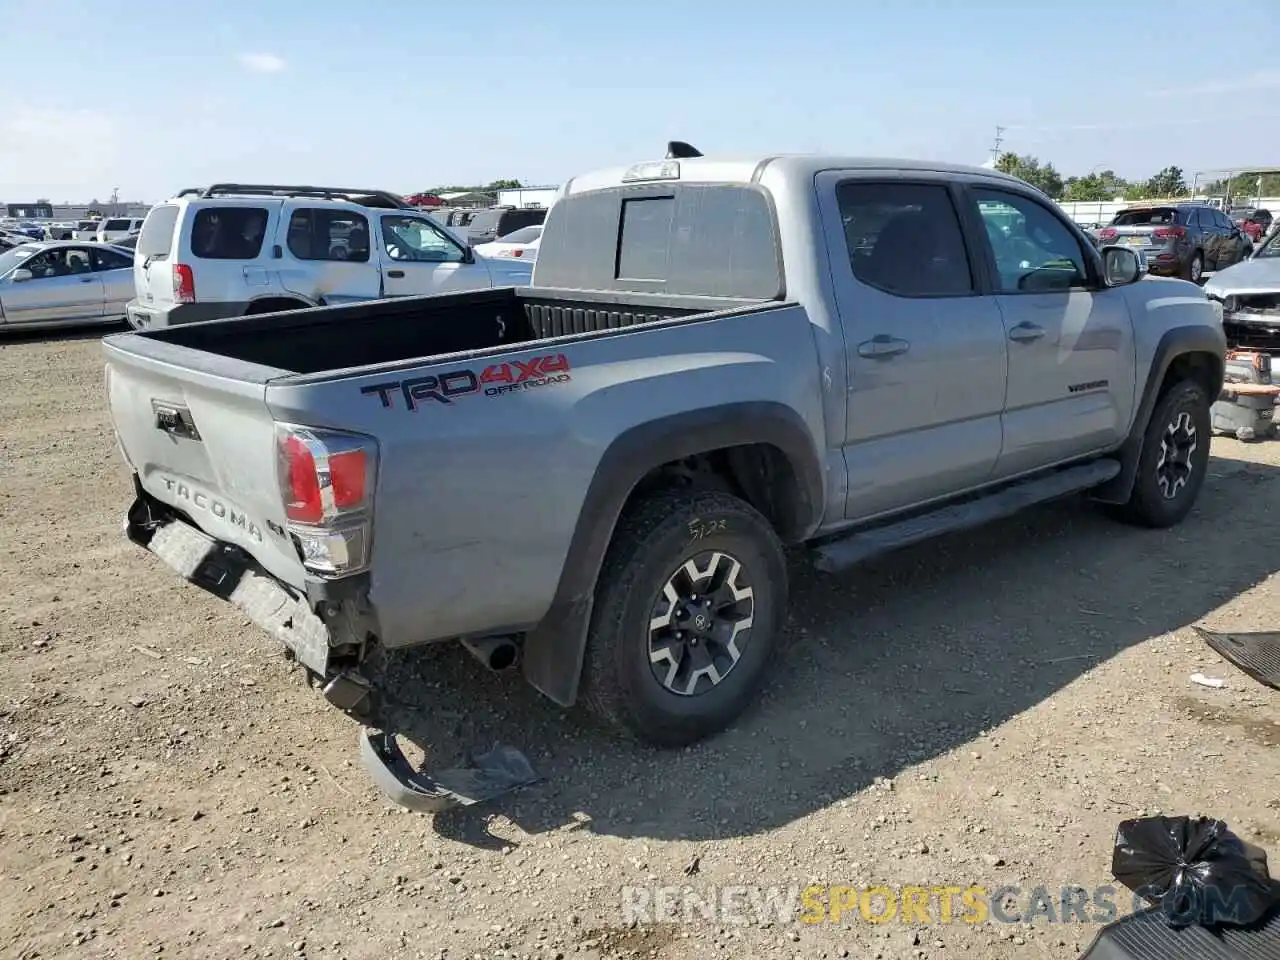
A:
<box><xmin>1111</xmin><ymin>815</ymin><xmax>1279</xmax><ymax>928</ymax></box>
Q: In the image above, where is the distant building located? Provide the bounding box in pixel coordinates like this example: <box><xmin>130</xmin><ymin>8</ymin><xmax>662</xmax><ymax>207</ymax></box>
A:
<box><xmin>2</xmin><ymin>200</ymin><xmax>152</xmax><ymax>220</ymax></box>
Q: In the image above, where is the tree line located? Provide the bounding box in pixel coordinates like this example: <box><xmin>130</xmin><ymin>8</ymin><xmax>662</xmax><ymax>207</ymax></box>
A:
<box><xmin>413</xmin><ymin>179</ymin><xmax>523</xmax><ymax>196</ymax></box>
<box><xmin>993</xmin><ymin>153</ymin><xmax>1280</xmax><ymax>203</ymax></box>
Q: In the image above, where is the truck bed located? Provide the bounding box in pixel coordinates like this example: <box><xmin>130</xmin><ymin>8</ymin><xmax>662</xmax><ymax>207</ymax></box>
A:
<box><xmin>132</xmin><ymin>287</ymin><xmax>756</xmax><ymax>375</ymax></box>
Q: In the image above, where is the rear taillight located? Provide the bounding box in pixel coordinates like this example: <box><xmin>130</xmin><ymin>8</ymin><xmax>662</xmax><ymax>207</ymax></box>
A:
<box><xmin>1098</xmin><ymin>228</ymin><xmax>1117</xmax><ymax>241</ymax></box>
<box><xmin>275</xmin><ymin>425</ymin><xmax>378</xmax><ymax>578</ymax></box>
<box><xmin>512</xmin><ymin>248</ymin><xmax>524</xmax><ymax>257</ymax></box>
<box><xmin>1152</xmin><ymin>225</ymin><xmax>1186</xmax><ymax>240</ymax></box>
<box><xmin>172</xmin><ymin>263</ymin><xmax>195</xmax><ymax>303</ymax></box>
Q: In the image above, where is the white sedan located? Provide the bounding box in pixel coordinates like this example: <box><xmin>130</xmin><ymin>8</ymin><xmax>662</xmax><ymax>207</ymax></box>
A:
<box><xmin>0</xmin><ymin>240</ymin><xmax>136</xmax><ymax>331</ymax></box>
<box><xmin>474</xmin><ymin>224</ymin><xmax>542</xmax><ymax>262</ymax></box>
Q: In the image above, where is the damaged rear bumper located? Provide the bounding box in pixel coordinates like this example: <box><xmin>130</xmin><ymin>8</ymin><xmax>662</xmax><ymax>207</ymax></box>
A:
<box><xmin>123</xmin><ymin>487</ymin><xmax>539</xmax><ymax>813</ymax></box>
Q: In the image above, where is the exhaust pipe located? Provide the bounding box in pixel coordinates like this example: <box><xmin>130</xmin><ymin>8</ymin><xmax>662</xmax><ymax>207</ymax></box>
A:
<box><xmin>460</xmin><ymin>636</ymin><xmax>519</xmax><ymax>672</ymax></box>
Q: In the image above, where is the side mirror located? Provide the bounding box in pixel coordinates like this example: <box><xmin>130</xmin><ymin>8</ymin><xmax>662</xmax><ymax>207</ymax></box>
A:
<box><xmin>1100</xmin><ymin>245</ymin><xmax>1146</xmax><ymax>286</ymax></box>
<box><xmin>10</xmin><ymin>268</ymin><xmax>33</xmax><ymax>282</ymax></box>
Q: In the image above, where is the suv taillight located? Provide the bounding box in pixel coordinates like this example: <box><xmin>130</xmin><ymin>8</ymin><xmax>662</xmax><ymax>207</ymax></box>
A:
<box><xmin>1098</xmin><ymin>228</ymin><xmax>1118</xmax><ymax>241</ymax></box>
<box><xmin>1153</xmin><ymin>225</ymin><xmax>1186</xmax><ymax>239</ymax></box>
<box><xmin>172</xmin><ymin>263</ymin><xmax>196</xmax><ymax>303</ymax></box>
<box><xmin>275</xmin><ymin>425</ymin><xmax>378</xmax><ymax>578</ymax></box>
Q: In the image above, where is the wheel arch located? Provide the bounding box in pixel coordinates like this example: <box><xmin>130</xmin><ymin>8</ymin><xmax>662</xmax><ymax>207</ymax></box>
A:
<box><xmin>1092</xmin><ymin>325</ymin><xmax>1225</xmax><ymax>505</ymax></box>
<box><xmin>520</xmin><ymin>401</ymin><xmax>825</xmax><ymax>707</ymax></box>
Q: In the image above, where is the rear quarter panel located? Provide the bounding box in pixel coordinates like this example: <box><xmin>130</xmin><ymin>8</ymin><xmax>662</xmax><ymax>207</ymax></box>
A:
<box><xmin>264</xmin><ymin>305</ymin><xmax>825</xmax><ymax>647</ymax></box>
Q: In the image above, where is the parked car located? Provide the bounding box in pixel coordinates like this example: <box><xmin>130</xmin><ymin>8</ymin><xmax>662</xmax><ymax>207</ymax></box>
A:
<box><xmin>126</xmin><ymin>183</ymin><xmax>533</xmax><ymax>329</ymax></box>
<box><xmin>112</xmin><ymin>232</ymin><xmax>140</xmax><ymax>251</ymax></box>
<box><xmin>1204</xmin><ymin>227</ymin><xmax>1280</xmax><ymax>348</ymax></box>
<box><xmin>463</xmin><ymin>206</ymin><xmax>547</xmax><ymax>247</ymax></box>
<box><xmin>0</xmin><ymin>240</ymin><xmax>135</xmax><ymax>330</ymax></box>
<box><xmin>1227</xmin><ymin>206</ymin><xmax>1272</xmax><ymax>243</ymax></box>
<box><xmin>1096</xmin><ymin>203</ymin><xmax>1251</xmax><ymax>282</ymax></box>
<box><xmin>95</xmin><ymin>217</ymin><xmax>146</xmax><ymax>243</ymax></box>
<box><xmin>473</xmin><ymin>224</ymin><xmax>542</xmax><ymax>261</ymax></box>
<box><xmin>103</xmin><ymin>148</ymin><xmax>1225</xmax><ymax>806</ymax></box>
<box><xmin>74</xmin><ymin>219</ymin><xmax>103</xmax><ymax>241</ymax></box>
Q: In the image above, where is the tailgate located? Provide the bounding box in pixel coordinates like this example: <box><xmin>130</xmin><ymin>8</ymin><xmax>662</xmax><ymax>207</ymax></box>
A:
<box><xmin>103</xmin><ymin>333</ymin><xmax>307</xmax><ymax>590</ymax></box>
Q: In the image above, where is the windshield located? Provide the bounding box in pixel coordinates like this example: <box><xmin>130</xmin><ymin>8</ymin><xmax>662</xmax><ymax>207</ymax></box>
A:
<box><xmin>1256</xmin><ymin>230</ymin><xmax>1280</xmax><ymax>259</ymax></box>
<box><xmin>1228</xmin><ymin>208</ymin><xmax>1255</xmax><ymax>220</ymax></box>
<box><xmin>0</xmin><ymin>245</ymin><xmax>38</xmax><ymax>274</ymax></box>
<box><xmin>496</xmin><ymin>225</ymin><xmax>542</xmax><ymax>244</ymax></box>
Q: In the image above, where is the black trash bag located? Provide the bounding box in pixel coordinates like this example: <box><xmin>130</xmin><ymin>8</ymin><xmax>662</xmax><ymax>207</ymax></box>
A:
<box><xmin>1111</xmin><ymin>815</ymin><xmax>1279</xmax><ymax>928</ymax></box>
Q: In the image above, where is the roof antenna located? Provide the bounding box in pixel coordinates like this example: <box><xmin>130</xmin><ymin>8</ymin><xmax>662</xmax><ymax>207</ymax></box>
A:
<box><xmin>666</xmin><ymin>141</ymin><xmax>702</xmax><ymax>159</ymax></box>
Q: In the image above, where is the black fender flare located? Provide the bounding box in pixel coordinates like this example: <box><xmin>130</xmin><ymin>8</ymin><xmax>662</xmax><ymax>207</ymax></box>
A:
<box><xmin>1093</xmin><ymin>323</ymin><xmax>1225</xmax><ymax>504</ymax></box>
<box><xmin>520</xmin><ymin>401</ymin><xmax>825</xmax><ymax>707</ymax></box>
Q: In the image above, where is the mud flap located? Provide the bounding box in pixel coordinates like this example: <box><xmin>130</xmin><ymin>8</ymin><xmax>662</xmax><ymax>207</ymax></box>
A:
<box><xmin>359</xmin><ymin>731</ymin><xmax>539</xmax><ymax>813</ymax></box>
<box><xmin>125</xmin><ymin>503</ymin><xmax>331</xmax><ymax>677</ymax></box>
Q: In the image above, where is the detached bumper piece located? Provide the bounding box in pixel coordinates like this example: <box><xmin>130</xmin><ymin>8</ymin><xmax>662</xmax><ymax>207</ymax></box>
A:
<box><xmin>1194</xmin><ymin>625</ymin><xmax>1280</xmax><ymax>690</ymax></box>
<box><xmin>360</xmin><ymin>732</ymin><xmax>539</xmax><ymax>814</ymax></box>
<box><xmin>1210</xmin><ymin>383</ymin><xmax>1279</xmax><ymax>441</ymax></box>
<box><xmin>125</xmin><ymin>498</ymin><xmax>332</xmax><ymax>677</ymax></box>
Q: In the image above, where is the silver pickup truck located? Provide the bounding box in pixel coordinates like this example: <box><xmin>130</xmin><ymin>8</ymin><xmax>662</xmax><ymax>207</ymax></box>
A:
<box><xmin>104</xmin><ymin>145</ymin><xmax>1226</xmax><ymax>809</ymax></box>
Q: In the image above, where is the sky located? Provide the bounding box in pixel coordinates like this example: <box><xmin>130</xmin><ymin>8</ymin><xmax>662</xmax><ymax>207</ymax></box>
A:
<box><xmin>3</xmin><ymin>0</ymin><xmax>1280</xmax><ymax>203</ymax></box>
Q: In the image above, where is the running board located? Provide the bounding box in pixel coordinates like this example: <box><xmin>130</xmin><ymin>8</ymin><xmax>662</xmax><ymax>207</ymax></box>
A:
<box><xmin>812</xmin><ymin>459</ymin><xmax>1121</xmax><ymax>574</ymax></box>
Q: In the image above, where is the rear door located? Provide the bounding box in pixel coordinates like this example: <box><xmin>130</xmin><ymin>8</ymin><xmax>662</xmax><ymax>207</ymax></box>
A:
<box><xmin>962</xmin><ymin>185</ymin><xmax>1135</xmax><ymax>476</ymax></box>
<box><xmin>818</xmin><ymin>173</ymin><xmax>1009</xmax><ymax>520</ymax></box>
<box><xmin>377</xmin><ymin>212</ymin><xmax>494</xmax><ymax>296</ymax></box>
<box><xmin>278</xmin><ymin>207</ymin><xmax>381</xmax><ymax>304</ymax></box>
<box><xmin>90</xmin><ymin>245</ymin><xmax>136</xmax><ymax>317</ymax></box>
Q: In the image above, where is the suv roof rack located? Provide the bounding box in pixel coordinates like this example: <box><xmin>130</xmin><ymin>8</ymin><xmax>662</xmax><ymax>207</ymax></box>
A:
<box><xmin>194</xmin><ymin>183</ymin><xmax>413</xmax><ymax>210</ymax></box>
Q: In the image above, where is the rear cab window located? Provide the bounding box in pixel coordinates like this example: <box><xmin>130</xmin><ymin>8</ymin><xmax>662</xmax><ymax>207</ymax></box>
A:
<box><xmin>190</xmin><ymin>206</ymin><xmax>270</xmax><ymax>259</ymax></box>
<box><xmin>537</xmin><ymin>182</ymin><xmax>781</xmax><ymax>298</ymax></box>
<box><xmin>136</xmin><ymin>205</ymin><xmax>180</xmax><ymax>260</ymax></box>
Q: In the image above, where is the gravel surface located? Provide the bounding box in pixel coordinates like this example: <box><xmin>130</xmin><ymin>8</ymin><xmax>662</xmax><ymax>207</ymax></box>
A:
<box><xmin>2</xmin><ymin>329</ymin><xmax>1278</xmax><ymax>960</ymax></box>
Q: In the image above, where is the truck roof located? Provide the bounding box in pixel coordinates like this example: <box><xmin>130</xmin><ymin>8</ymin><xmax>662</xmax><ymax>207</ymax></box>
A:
<box><xmin>562</xmin><ymin>154</ymin><xmax>1031</xmax><ymax>196</ymax></box>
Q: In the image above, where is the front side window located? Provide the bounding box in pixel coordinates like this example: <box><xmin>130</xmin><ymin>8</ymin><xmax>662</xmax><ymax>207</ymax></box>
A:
<box><xmin>286</xmin><ymin>209</ymin><xmax>370</xmax><ymax>262</ymax></box>
<box><xmin>381</xmin><ymin>215</ymin><xmax>465</xmax><ymax>262</ymax></box>
<box><xmin>971</xmin><ymin>188</ymin><xmax>1089</xmax><ymax>293</ymax></box>
<box><xmin>836</xmin><ymin>181</ymin><xmax>974</xmax><ymax>297</ymax></box>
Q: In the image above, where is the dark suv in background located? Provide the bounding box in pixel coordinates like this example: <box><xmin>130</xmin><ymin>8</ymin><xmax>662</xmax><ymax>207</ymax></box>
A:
<box><xmin>1097</xmin><ymin>202</ymin><xmax>1252</xmax><ymax>282</ymax></box>
<box><xmin>463</xmin><ymin>206</ymin><xmax>547</xmax><ymax>247</ymax></box>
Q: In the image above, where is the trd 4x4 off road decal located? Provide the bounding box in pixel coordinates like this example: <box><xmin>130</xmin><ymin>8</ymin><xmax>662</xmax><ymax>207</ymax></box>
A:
<box><xmin>361</xmin><ymin>353</ymin><xmax>572</xmax><ymax>410</ymax></box>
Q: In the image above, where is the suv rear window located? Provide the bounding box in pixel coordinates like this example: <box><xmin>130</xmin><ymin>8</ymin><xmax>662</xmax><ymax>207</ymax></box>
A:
<box><xmin>104</xmin><ymin>218</ymin><xmax>132</xmax><ymax>230</ymax></box>
<box><xmin>136</xmin><ymin>205</ymin><xmax>180</xmax><ymax>259</ymax></box>
<box><xmin>1111</xmin><ymin>208</ymin><xmax>1178</xmax><ymax>226</ymax></box>
<box><xmin>190</xmin><ymin>207</ymin><xmax>269</xmax><ymax>259</ymax></box>
<box><xmin>497</xmin><ymin>209</ymin><xmax>546</xmax><ymax>235</ymax></box>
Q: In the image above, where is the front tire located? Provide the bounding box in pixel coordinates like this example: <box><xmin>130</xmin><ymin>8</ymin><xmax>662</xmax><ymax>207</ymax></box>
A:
<box><xmin>1114</xmin><ymin>380</ymin><xmax>1212</xmax><ymax>528</ymax></box>
<box><xmin>1184</xmin><ymin>251</ymin><xmax>1204</xmax><ymax>283</ymax></box>
<box><xmin>581</xmin><ymin>490</ymin><xmax>788</xmax><ymax>747</ymax></box>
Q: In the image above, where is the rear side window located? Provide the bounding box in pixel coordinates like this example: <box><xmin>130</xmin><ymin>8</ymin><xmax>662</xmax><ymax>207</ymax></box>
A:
<box><xmin>838</xmin><ymin>182</ymin><xmax>973</xmax><ymax>297</ymax></box>
<box><xmin>104</xmin><ymin>218</ymin><xmax>131</xmax><ymax>230</ymax></box>
<box><xmin>190</xmin><ymin>207</ymin><xmax>269</xmax><ymax>259</ymax></box>
<box><xmin>1112</xmin><ymin>208</ymin><xmax>1177</xmax><ymax>226</ymax></box>
<box><xmin>466</xmin><ymin>211</ymin><xmax>500</xmax><ymax>234</ymax></box>
<box><xmin>135</xmin><ymin>205</ymin><xmax>180</xmax><ymax>259</ymax></box>
<box><xmin>286</xmin><ymin>209</ymin><xmax>370</xmax><ymax>262</ymax></box>
<box><xmin>497</xmin><ymin>209</ymin><xmax>545</xmax><ymax>235</ymax></box>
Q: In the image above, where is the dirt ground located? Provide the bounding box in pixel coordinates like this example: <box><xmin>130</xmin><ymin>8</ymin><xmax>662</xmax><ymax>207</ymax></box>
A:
<box><xmin>2</xmin><ymin>329</ymin><xmax>1279</xmax><ymax>960</ymax></box>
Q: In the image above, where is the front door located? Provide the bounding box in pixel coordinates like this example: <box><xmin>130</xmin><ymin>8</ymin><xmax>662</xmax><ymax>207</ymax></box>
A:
<box><xmin>0</xmin><ymin>247</ymin><xmax>104</xmax><ymax>324</ymax></box>
<box><xmin>817</xmin><ymin>174</ymin><xmax>1010</xmax><ymax>521</ymax></box>
<box><xmin>963</xmin><ymin>186</ymin><xmax>1135</xmax><ymax>479</ymax></box>
<box><xmin>377</xmin><ymin>214</ymin><xmax>491</xmax><ymax>296</ymax></box>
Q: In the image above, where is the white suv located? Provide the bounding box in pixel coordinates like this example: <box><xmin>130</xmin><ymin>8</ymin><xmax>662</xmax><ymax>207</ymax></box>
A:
<box><xmin>96</xmin><ymin>217</ymin><xmax>146</xmax><ymax>243</ymax></box>
<box><xmin>125</xmin><ymin>184</ymin><xmax>535</xmax><ymax>329</ymax></box>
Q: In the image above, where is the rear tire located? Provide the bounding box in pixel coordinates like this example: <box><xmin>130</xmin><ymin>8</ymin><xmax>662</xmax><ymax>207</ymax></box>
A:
<box><xmin>581</xmin><ymin>489</ymin><xmax>788</xmax><ymax>747</ymax></box>
<box><xmin>1183</xmin><ymin>251</ymin><xmax>1204</xmax><ymax>283</ymax></box>
<box><xmin>1113</xmin><ymin>379</ymin><xmax>1212</xmax><ymax>528</ymax></box>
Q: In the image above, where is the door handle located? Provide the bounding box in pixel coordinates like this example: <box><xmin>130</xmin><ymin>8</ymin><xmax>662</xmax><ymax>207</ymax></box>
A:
<box><xmin>1008</xmin><ymin>322</ymin><xmax>1045</xmax><ymax>342</ymax></box>
<box><xmin>386</xmin><ymin>269</ymin><xmax>405</xmax><ymax>279</ymax></box>
<box><xmin>79</xmin><ymin>276</ymin><xmax>94</xmax><ymax>283</ymax></box>
<box><xmin>857</xmin><ymin>335</ymin><xmax>910</xmax><ymax>359</ymax></box>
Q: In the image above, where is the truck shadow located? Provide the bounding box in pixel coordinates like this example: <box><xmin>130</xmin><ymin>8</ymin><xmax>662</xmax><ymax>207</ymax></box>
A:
<box><xmin>0</xmin><ymin>322</ymin><xmax>126</xmax><ymax>344</ymax></box>
<box><xmin>376</xmin><ymin>452</ymin><xmax>1280</xmax><ymax>847</ymax></box>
